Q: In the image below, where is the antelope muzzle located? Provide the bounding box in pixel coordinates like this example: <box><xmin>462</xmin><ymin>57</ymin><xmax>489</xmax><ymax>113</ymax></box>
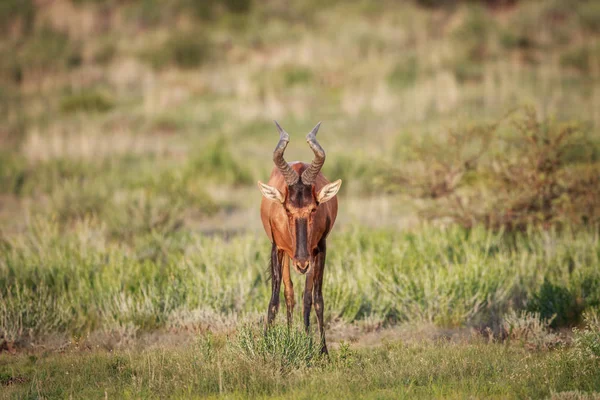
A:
<box><xmin>294</xmin><ymin>218</ymin><xmax>310</xmax><ymax>274</ymax></box>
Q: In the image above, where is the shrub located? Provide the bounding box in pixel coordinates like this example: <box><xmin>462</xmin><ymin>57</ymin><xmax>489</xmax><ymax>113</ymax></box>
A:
<box><xmin>499</xmin><ymin>10</ymin><xmax>539</xmax><ymax>52</ymax></box>
<box><xmin>60</xmin><ymin>90</ymin><xmax>115</xmax><ymax>113</ymax></box>
<box><xmin>414</xmin><ymin>0</ymin><xmax>458</xmax><ymax>8</ymax></box>
<box><xmin>186</xmin><ymin>138</ymin><xmax>253</xmax><ymax>185</ymax></box>
<box><xmin>452</xmin><ymin>59</ymin><xmax>484</xmax><ymax>83</ymax></box>
<box><xmin>0</xmin><ymin>151</ymin><xmax>27</xmax><ymax>195</ymax></box>
<box><xmin>453</xmin><ymin>5</ymin><xmax>495</xmax><ymax>62</ymax></box>
<box><xmin>282</xmin><ymin>65</ymin><xmax>314</xmax><ymax>87</ymax></box>
<box><xmin>450</xmin><ymin>5</ymin><xmax>497</xmax><ymax>82</ymax></box>
<box><xmin>560</xmin><ymin>44</ymin><xmax>600</xmax><ymax>74</ymax></box>
<box><xmin>572</xmin><ymin>308</ymin><xmax>600</xmax><ymax>360</ymax></box>
<box><xmin>142</xmin><ymin>32</ymin><xmax>212</xmax><ymax>70</ymax></box>
<box><xmin>169</xmin><ymin>33</ymin><xmax>210</xmax><ymax>69</ymax></box>
<box><xmin>181</xmin><ymin>0</ymin><xmax>253</xmax><ymax>20</ymax></box>
<box><xmin>386</xmin><ymin>108</ymin><xmax>600</xmax><ymax>231</ymax></box>
<box><xmin>483</xmin><ymin>110</ymin><xmax>599</xmax><ymax>230</ymax></box>
<box><xmin>387</xmin><ymin>119</ymin><xmax>496</xmax><ymax>199</ymax></box>
<box><xmin>387</xmin><ymin>56</ymin><xmax>419</xmax><ymax>89</ymax></box>
<box><xmin>527</xmin><ymin>280</ymin><xmax>580</xmax><ymax>328</ymax></box>
<box><xmin>19</xmin><ymin>26</ymin><xmax>82</xmax><ymax>71</ymax></box>
<box><xmin>323</xmin><ymin>153</ymin><xmax>377</xmax><ymax>194</ymax></box>
<box><xmin>502</xmin><ymin>310</ymin><xmax>562</xmax><ymax>350</ymax></box>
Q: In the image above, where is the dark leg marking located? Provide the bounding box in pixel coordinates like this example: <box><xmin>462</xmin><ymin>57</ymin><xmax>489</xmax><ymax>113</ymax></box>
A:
<box><xmin>282</xmin><ymin>256</ymin><xmax>295</xmax><ymax>328</ymax></box>
<box><xmin>303</xmin><ymin>270</ymin><xmax>315</xmax><ymax>334</ymax></box>
<box><xmin>313</xmin><ymin>237</ymin><xmax>328</xmax><ymax>354</ymax></box>
<box><xmin>267</xmin><ymin>243</ymin><xmax>284</xmax><ymax>326</ymax></box>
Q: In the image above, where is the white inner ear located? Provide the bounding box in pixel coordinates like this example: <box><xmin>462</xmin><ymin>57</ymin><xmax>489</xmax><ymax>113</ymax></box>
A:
<box><xmin>317</xmin><ymin>179</ymin><xmax>342</xmax><ymax>204</ymax></box>
<box><xmin>258</xmin><ymin>181</ymin><xmax>285</xmax><ymax>203</ymax></box>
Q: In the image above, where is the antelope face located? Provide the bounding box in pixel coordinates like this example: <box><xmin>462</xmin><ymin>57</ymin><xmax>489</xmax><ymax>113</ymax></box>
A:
<box><xmin>259</xmin><ymin>179</ymin><xmax>341</xmax><ymax>273</ymax></box>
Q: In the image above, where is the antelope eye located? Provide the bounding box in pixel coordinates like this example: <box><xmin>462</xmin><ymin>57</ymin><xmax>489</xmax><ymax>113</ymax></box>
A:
<box><xmin>311</xmin><ymin>207</ymin><xmax>317</xmax><ymax>213</ymax></box>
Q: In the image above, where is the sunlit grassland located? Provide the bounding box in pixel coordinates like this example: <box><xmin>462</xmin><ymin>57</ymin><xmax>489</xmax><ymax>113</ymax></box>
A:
<box><xmin>2</xmin><ymin>220</ymin><xmax>599</xmax><ymax>346</ymax></box>
<box><xmin>1</xmin><ymin>326</ymin><xmax>600</xmax><ymax>399</ymax></box>
<box><xmin>2</xmin><ymin>0</ymin><xmax>600</xmax><ymax>397</ymax></box>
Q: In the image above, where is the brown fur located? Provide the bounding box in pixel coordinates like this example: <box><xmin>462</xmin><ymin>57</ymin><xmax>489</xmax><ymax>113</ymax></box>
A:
<box><xmin>260</xmin><ymin>162</ymin><xmax>338</xmax><ymax>267</ymax></box>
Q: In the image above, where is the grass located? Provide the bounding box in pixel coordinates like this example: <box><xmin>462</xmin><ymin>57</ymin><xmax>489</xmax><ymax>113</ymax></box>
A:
<box><xmin>1</xmin><ymin>324</ymin><xmax>600</xmax><ymax>399</ymax></box>
<box><xmin>2</xmin><ymin>221</ymin><xmax>599</xmax><ymax>346</ymax></box>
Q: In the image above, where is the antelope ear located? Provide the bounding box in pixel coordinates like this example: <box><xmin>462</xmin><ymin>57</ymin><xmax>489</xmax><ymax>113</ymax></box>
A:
<box><xmin>317</xmin><ymin>179</ymin><xmax>342</xmax><ymax>204</ymax></box>
<box><xmin>258</xmin><ymin>181</ymin><xmax>285</xmax><ymax>203</ymax></box>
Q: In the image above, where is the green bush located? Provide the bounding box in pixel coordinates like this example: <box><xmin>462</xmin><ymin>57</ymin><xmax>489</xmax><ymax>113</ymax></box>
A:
<box><xmin>282</xmin><ymin>65</ymin><xmax>313</xmax><ymax>87</ymax></box>
<box><xmin>142</xmin><ymin>32</ymin><xmax>212</xmax><ymax>70</ymax></box>
<box><xmin>499</xmin><ymin>14</ymin><xmax>537</xmax><ymax>51</ymax></box>
<box><xmin>452</xmin><ymin>59</ymin><xmax>484</xmax><ymax>83</ymax></box>
<box><xmin>19</xmin><ymin>26</ymin><xmax>82</xmax><ymax>71</ymax></box>
<box><xmin>450</xmin><ymin>5</ymin><xmax>497</xmax><ymax>82</ymax></box>
<box><xmin>387</xmin><ymin>56</ymin><xmax>419</xmax><ymax>89</ymax></box>
<box><xmin>560</xmin><ymin>44</ymin><xmax>600</xmax><ymax>74</ymax></box>
<box><xmin>60</xmin><ymin>90</ymin><xmax>115</xmax><ymax>113</ymax></box>
<box><xmin>181</xmin><ymin>0</ymin><xmax>252</xmax><ymax>20</ymax></box>
<box><xmin>453</xmin><ymin>5</ymin><xmax>495</xmax><ymax>62</ymax></box>
<box><xmin>323</xmin><ymin>153</ymin><xmax>377</xmax><ymax>194</ymax></box>
<box><xmin>386</xmin><ymin>108</ymin><xmax>600</xmax><ymax>230</ymax></box>
<box><xmin>169</xmin><ymin>33</ymin><xmax>211</xmax><ymax>69</ymax></box>
<box><xmin>0</xmin><ymin>151</ymin><xmax>27</xmax><ymax>195</ymax></box>
<box><xmin>527</xmin><ymin>280</ymin><xmax>580</xmax><ymax>328</ymax></box>
<box><xmin>186</xmin><ymin>138</ymin><xmax>253</xmax><ymax>185</ymax></box>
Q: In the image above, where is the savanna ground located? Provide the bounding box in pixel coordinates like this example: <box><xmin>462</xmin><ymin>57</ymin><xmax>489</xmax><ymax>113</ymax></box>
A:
<box><xmin>1</xmin><ymin>0</ymin><xmax>600</xmax><ymax>398</ymax></box>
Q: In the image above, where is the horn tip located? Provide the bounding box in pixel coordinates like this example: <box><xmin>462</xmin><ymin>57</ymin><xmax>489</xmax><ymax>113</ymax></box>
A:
<box><xmin>307</xmin><ymin>121</ymin><xmax>322</xmax><ymax>140</ymax></box>
<box><xmin>274</xmin><ymin>120</ymin><xmax>290</xmax><ymax>141</ymax></box>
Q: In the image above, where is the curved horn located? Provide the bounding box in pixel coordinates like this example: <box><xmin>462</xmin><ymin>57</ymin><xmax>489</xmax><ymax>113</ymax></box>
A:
<box><xmin>273</xmin><ymin>121</ymin><xmax>299</xmax><ymax>186</ymax></box>
<box><xmin>301</xmin><ymin>122</ymin><xmax>325</xmax><ymax>185</ymax></box>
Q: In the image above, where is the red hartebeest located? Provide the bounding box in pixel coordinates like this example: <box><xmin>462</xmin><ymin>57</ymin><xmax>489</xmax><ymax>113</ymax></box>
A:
<box><xmin>258</xmin><ymin>121</ymin><xmax>341</xmax><ymax>354</ymax></box>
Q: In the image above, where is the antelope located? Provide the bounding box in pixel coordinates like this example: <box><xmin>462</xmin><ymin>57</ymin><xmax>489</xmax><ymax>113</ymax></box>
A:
<box><xmin>258</xmin><ymin>121</ymin><xmax>341</xmax><ymax>354</ymax></box>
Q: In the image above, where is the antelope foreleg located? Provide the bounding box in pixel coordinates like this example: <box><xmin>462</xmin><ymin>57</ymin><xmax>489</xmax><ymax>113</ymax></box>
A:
<box><xmin>267</xmin><ymin>244</ymin><xmax>283</xmax><ymax>326</ymax></box>
<box><xmin>282</xmin><ymin>256</ymin><xmax>295</xmax><ymax>328</ymax></box>
<box><xmin>313</xmin><ymin>238</ymin><xmax>328</xmax><ymax>354</ymax></box>
<box><xmin>303</xmin><ymin>271</ymin><xmax>315</xmax><ymax>334</ymax></box>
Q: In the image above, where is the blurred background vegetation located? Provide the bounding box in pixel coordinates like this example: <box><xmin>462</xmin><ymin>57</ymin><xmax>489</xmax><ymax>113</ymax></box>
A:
<box><xmin>1</xmin><ymin>0</ymin><xmax>600</xmax><ymax>348</ymax></box>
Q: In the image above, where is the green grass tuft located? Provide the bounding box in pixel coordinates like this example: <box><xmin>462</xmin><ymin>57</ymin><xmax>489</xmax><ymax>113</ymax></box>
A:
<box><xmin>233</xmin><ymin>324</ymin><xmax>322</xmax><ymax>371</ymax></box>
